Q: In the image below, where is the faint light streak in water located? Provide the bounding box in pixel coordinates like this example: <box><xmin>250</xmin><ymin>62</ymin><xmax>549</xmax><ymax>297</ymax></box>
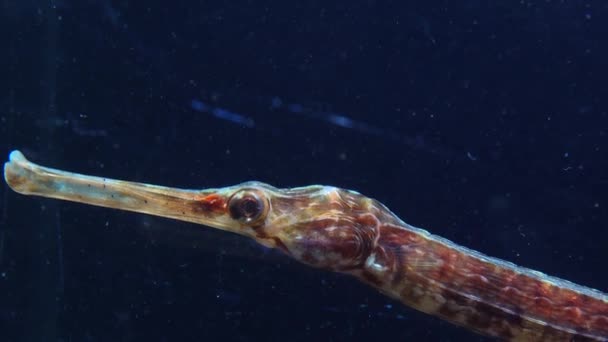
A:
<box><xmin>190</xmin><ymin>99</ymin><xmax>209</xmax><ymax>112</ymax></box>
<box><xmin>212</xmin><ymin>108</ymin><xmax>255</xmax><ymax>128</ymax></box>
<box><xmin>327</xmin><ymin>114</ymin><xmax>353</xmax><ymax>128</ymax></box>
<box><xmin>190</xmin><ymin>94</ymin><xmax>465</xmax><ymax>161</ymax></box>
<box><xmin>277</xmin><ymin>97</ymin><xmax>459</xmax><ymax>160</ymax></box>
<box><xmin>191</xmin><ymin>99</ymin><xmax>255</xmax><ymax>128</ymax></box>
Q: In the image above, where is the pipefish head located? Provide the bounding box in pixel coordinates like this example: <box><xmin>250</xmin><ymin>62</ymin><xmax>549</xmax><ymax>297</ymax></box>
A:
<box><xmin>3</xmin><ymin>151</ymin><xmax>380</xmax><ymax>273</ymax></box>
<box><xmin>205</xmin><ymin>182</ymin><xmax>380</xmax><ymax>271</ymax></box>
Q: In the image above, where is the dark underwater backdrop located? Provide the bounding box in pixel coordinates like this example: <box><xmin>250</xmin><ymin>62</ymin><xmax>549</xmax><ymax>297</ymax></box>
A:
<box><xmin>1</xmin><ymin>1</ymin><xmax>607</xmax><ymax>341</ymax></box>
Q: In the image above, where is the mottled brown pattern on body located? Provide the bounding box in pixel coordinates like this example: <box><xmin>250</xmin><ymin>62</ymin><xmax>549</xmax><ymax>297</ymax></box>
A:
<box><xmin>286</xmin><ymin>215</ymin><xmax>377</xmax><ymax>270</ymax></box>
<box><xmin>448</xmin><ymin>253</ymin><xmax>608</xmax><ymax>339</ymax></box>
<box><xmin>355</xmin><ymin>220</ymin><xmax>608</xmax><ymax>341</ymax></box>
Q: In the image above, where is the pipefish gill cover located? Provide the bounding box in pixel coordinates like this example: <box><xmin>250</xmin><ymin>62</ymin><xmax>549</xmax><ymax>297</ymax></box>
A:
<box><xmin>2</xmin><ymin>1</ymin><xmax>607</xmax><ymax>341</ymax></box>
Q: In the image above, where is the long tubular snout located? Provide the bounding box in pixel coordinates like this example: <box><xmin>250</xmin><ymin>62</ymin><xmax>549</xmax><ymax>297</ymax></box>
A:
<box><xmin>3</xmin><ymin>150</ymin><xmax>232</xmax><ymax>229</ymax></box>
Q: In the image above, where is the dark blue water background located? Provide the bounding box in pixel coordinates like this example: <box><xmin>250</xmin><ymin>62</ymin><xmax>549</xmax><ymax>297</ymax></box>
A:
<box><xmin>1</xmin><ymin>1</ymin><xmax>607</xmax><ymax>341</ymax></box>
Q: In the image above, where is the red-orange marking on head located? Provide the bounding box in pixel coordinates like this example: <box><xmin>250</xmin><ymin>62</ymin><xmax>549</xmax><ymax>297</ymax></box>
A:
<box><xmin>192</xmin><ymin>193</ymin><xmax>227</xmax><ymax>214</ymax></box>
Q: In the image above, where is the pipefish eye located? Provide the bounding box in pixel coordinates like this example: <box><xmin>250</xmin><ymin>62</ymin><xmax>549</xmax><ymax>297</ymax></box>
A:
<box><xmin>228</xmin><ymin>189</ymin><xmax>268</xmax><ymax>225</ymax></box>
